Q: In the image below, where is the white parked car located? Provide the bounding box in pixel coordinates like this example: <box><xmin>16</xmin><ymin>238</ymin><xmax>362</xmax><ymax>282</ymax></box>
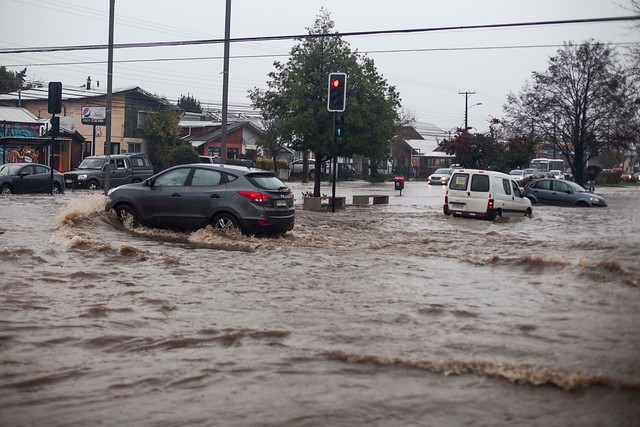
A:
<box><xmin>548</xmin><ymin>169</ymin><xmax>565</xmax><ymax>179</ymax></box>
<box><xmin>444</xmin><ymin>169</ymin><xmax>532</xmax><ymax>220</ymax></box>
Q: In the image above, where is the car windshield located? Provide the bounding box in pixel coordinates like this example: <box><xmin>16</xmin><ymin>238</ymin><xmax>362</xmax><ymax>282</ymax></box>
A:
<box><xmin>434</xmin><ymin>168</ymin><xmax>450</xmax><ymax>174</ymax></box>
<box><xmin>77</xmin><ymin>158</ymin><xmax>105</xmax><ymax>170</ymax></box>
<box><xmin>0</xmin><ymin>164</ymin><xmax>25</xmax><ymax>175</ymax></box>
<box><xmin>566</xmin><ymin>181</ymin><xmax>587</xmax><ymax>193</ymax></box>
<box><xmin>246</xmin><ymin>173</ymin><xmax>289</xmax><ymax>191</ymax></box>
<box><xmin>509</xmin><ymin>170</ymin><xmax>524</xmax><ymax>176</ymax></box>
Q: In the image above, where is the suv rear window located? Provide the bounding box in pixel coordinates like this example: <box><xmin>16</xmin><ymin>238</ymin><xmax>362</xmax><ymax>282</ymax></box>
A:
<box><xmin>246</xmin><ymin>173</ymin><xmax>288</xmax><ymax>191</ymax></box>
<box><xmin>470</xmin><ymin>174</ymin><xmax>490</xmax><ymax>192</ymax></box>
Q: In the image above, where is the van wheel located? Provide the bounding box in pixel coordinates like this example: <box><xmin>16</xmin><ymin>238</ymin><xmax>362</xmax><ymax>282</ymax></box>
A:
<box><xmin>525</xmin><ymin>208</ymin><xmax>532</xmax><ymax>217</ymax></box>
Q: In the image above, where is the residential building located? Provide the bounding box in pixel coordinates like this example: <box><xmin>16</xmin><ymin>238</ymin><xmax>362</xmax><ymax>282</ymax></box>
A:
<box><xmin>0</xmin><ymin>79</ymin><xmax>171</xmax><ymax>170</ymax></box>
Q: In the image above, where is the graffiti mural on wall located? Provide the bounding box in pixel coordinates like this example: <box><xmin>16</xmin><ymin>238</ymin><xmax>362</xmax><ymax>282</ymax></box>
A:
<box><xmin>0</xmin><ymin>123</ymin><xmax>41</xmax><ymax>139</ymax></box>
<box><xmin>5</xmin><ymin>147</ymin><xmax>40</xmax><ymax>163</ymax></box>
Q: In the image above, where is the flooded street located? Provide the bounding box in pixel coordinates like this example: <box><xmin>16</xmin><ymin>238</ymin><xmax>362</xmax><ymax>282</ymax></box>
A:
<box><xmin>1</xmin><ymin>180</ymin><xmax>639</xmax><ymax>426</ymax></box>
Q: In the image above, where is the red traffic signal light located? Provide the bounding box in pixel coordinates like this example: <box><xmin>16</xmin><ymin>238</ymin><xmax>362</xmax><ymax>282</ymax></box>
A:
<box><xmin>327</xmin><ymin>73</ymin><xmax>347</xmax><ymax>112</ymax></box>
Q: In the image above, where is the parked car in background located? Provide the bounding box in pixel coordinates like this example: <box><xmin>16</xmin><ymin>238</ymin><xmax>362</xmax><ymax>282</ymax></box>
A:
<box><xmin>0</xmin><ymin>163</ymin><xmax>65</xmax><ymax>195</ymax></box>
<box><xmin>428</xmin><ymin>168</ymin><xmax>453</xmax><ymax>185</ymax></box>
<box><xmin>524</xmin><ymin>178</ymin><xmax>607</xmax><ymax>207</ymax></box>
<box><xmin>548</xmin><ymin>169</ymin><xmax>565</xmax><ymax>180</ymax></box>
<box><xmin>444</xmin><ymin>169</ymin><xmax>532</xmax><ymax>220</ymax></box>
<box><xmin>508</xmin><ymin>169</ymin><xmax>526</xmax><ymax>185</ymax></box>
<box><xmin>64</xmin><ymin>153</ymin><xmax>154</xmax><ymax>190</ymax></box>
<box><xmin>106</xmin><ymin>163</ymin><xmax>295</xmax><ymax>236</ymax></box>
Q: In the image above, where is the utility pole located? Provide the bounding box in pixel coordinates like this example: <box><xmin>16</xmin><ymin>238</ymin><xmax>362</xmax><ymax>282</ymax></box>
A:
<box><xmin>104</xmin><ymin>0</ymin><xmax>115</xmax><ymax>194</ymax></box>
<box><xmin>220</xmin><ymin>0</ymin><xmax>231</xmax><ymax>163</ymax></box>
<box><xmin>459</xmin><ymin>91</ymin><xmax>475</xmax><ymax>131</ymax></box>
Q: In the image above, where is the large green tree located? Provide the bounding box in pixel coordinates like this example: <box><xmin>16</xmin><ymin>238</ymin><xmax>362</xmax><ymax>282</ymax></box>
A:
<box><xmin>504</xmin><ymin>41</ymin><xmax>638</xmax><ymax>185</ymax></box>
<box><xmin>249</xmin><ymin>9</ymin><xmax>400</xmax><ymax>196</ymax></box>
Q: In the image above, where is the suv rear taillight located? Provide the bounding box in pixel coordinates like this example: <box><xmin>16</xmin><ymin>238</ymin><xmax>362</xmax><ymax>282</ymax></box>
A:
<box><xmin>238</xmin><ymin>191</ymin><xmax>270</xmax><ymax>202</ymax></box>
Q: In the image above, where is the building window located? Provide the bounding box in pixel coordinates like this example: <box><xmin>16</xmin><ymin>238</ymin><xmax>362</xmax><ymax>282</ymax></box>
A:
<box><xmin>128</xmin><ymin>143</ymin><xmax>142</xmax><ymax>153</ymax></box>
<box><xmin>227</xmin><ymin>148</ymin><xmax>239</xmax><ymax>159</ymax></box>
<box><xmin>208</xmin><ymin>147</ymin><xmax>220</xmax><ymax>157</ymax></box>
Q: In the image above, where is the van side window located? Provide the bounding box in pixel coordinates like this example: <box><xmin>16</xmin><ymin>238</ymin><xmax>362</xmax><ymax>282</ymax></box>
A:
<box><xmin>502</xmin><ymin>179</ymin><xmax>512</xmax><ymax>195</ymax></box>
<box><xmin>449</xmin><ymin>173</ymin><xmax>469</xmax><ymax>190</ymax></box>
<box><xmin>470</xmin><ymin>174</ymin><xmax>490</xmax><ymax>192</ymax></box>
<box><xmin>512</xmin><ymin>180</ymin><xmax>523</xmax><ymax>197</ymax></box>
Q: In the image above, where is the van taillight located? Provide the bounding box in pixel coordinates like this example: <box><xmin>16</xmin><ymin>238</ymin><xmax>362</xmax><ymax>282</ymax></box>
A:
<box><xmin>488</xmin><ymin>198</ymin><xmax>494</xmax><ymax>210</ymax></box>
<box><xmin>444</xmin><ymin>191</ymin><xmax>449</xmax><ymax>206</ymax></box>
<box><xmin>238</xmin><ymin>191</ymin><xmax>270</xmax><ymax>202</ymax></box>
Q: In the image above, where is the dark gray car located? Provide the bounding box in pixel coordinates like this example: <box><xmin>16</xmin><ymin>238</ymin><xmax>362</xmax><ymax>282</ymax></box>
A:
<box><xmin>524</xmin><ymin>178</ymin><xmax>607</xmax><ymax>207</ymax></box>
<box><xmin>0</xmin><ymin>163</ymin><xmax>65</xmax><ymax>195</ymax></box>
<box><xmin>106</xmin><ymin>163</ymin><xmax>295</xmax><ymax>235</ymax></box>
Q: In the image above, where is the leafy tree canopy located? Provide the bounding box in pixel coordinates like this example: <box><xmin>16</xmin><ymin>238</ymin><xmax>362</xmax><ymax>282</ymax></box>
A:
<box><xmin>177</xmin><ymin>94</ymin><xmax>203</xmax><ymax>113</ymax></box>
<box><xmin>0</xmin><ymin>67</ymin><xmax>31</xmax><ymax>94</ymax></box>
<box><xmin>249</xmin><ymin>9</ymin><xmax>401</xmax><ymax>195</ymax></box>
<box><xmin>145</xmin><ymin>107</ymin><xmax>198</xmax><ymax>171</ymax></box>
<box><xmin>503</xmin><ymin>41</ymin><xmax>639</xmax><ymax>185</ymax></box>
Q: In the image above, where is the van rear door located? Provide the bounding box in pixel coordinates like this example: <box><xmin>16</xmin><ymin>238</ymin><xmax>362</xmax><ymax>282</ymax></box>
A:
<box><xmin>448</xmin><ymin>171</ymin><xmax>491</xmax><ymax>217</ymax></box>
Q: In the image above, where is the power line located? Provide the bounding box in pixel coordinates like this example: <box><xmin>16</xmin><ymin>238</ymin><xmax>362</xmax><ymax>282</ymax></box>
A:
<box><xmin>1</xmin><ymin>16</ymin><xmax>638</xmax><ymax>55</ymax></box>
<box><xmin>5</xmin><ymin>42</ymin><xmax>638</xmax><ymax>68</ymax></box>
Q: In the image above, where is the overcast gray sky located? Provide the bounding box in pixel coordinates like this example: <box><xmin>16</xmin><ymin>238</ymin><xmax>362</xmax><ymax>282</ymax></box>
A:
<box><xmin>2</xmin><ymin>0</ymin><xmax>639</xmax><ymax>133</ymax></box>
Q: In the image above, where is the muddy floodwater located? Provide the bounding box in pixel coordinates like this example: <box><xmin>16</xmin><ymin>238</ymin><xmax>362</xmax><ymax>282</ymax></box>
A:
<box><xmin>1</xmin><ymin>180</ymin><xmax>639</xmax><ymax>426</ymax></box>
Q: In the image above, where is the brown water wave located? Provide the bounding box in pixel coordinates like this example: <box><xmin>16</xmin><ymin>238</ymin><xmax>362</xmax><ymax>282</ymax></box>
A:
<box><xmin>326</xmin><ymin>350</ymin><xmax>640</xmax><ymax>391</ymax></box>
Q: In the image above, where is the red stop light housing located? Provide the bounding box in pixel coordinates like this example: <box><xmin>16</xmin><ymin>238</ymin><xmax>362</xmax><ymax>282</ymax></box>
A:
<box><xmin>327</xmin><ymin>73</ymin><xmax>346</xmax><ymax>112</ymax></box>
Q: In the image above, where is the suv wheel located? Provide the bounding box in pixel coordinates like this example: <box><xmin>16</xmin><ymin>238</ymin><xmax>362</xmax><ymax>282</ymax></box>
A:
<box><xmin>0</xmin><ymin>184</ymin><xmax>12</xmax><ymax>195</ymax></box>
<box><xmin>114</xmin><ymin>204</ymin><xmax>138</xmax><ymax>227</ymax></box>
<box><xmin>87</xmin><ymin>180</ymin><xmax>100</xmax><ymax>190</ymax></box>
<box><xmin>212</xmin><ymin>213</ymin><xmax>240</xmax><ymax>234</ymax></box>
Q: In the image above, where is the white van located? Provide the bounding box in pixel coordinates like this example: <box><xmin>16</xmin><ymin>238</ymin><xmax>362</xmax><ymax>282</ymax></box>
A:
<box><xmin>444</xmin><ymin>169</ymin><xmax>532</xmax><ymax>220</ymax></box>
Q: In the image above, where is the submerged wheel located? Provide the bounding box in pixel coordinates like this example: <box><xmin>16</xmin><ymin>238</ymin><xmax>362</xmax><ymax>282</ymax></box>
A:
<box><xmin>87</xmin><ymin>180</ymin><xmax>100</xmax><ymax>190</ymax></box>
<box><xmin>52</xmin><ymin>183</ymin><xmax>62</xmax><ymax>195</ymax></box>
<box><xmin>525</xmin><ymin>208</ymin><xmax>532</xmax><ymax>218</ymax></box>
<box><xmin>114</xmin><ymin>204</ymin><xmax>138</xmax><ymax>227</ymax></box>
<box><xmin>212</xmin><ymin>213</ymin><xmax>240</xmax><ymax>233</ymax></box>
<box><xmin>576</xmin><ymin>201</ymin><xmax>589</xmax><ymax>207</ymax></box>
<box><xmin>0</xmin><ymin>184</ymin><xmax>12</xmax><ymax>195</ymax></box>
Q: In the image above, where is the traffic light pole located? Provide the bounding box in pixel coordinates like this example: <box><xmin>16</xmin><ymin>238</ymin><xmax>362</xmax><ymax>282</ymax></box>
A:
<box><xmin>331</xmin><ymin>112</ymin><xmax>338</xmax><ymax>213</ymax></box>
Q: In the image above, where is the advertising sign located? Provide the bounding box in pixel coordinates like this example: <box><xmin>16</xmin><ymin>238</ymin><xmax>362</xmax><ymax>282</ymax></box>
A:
<box><xmin>81</xmin><ymin>106</ymin><xmax>106</xmax><ymax>125</ymax></box>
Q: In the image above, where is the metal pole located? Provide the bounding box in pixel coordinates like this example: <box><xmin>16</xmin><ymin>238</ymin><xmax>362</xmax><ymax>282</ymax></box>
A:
<box><xmin>331</xmin><ymin>112</ymin><xmax>337</xmax><ymax>213</ymax></box>
<box><xmin>220</xmin><ymin>0</ymin><xmax>231</xmax><ymax>163</ymax></box>
<box><xmin>50</xmin><ymin>114</ymin><xmax>55</xmax><ymax>195</ymax></box>
<box><xmin>104</xmin><ymin>0</ymin><xmax>115</xmax><ymax>194</ymax></box>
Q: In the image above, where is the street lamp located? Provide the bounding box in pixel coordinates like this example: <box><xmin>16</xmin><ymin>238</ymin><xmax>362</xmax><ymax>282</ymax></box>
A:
<box><xmin>465</xmin><ymin>102</ymin><xmax>482</xmax><ymax>131</ymax></box>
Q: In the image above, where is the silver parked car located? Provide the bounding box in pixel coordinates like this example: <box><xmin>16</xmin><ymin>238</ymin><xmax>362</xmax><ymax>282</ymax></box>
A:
<box><xmin>106</xmin><ymin>163</ymin><xmax>295</xmax><ymax>235</ymax></box>
<box><xmin>428</xmin><ymin>168</ymin><xmax>453</xmax><ymax>185</ymax></box>
<box><xmin>524</xmin><ymin>178</ymin><xmax>607</xmax><ymax>207</ymax></box>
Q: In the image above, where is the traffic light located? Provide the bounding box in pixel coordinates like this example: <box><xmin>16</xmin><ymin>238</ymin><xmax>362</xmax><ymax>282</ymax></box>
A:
<box><xmin>50</xmin><ymin>116</ymin><xmax>60</xmax><ymax>136</ymax></box>
<box><xmin>327</xmin><ymin>73</ymin><xmax>346</xmax><ymax>112</ymax></box>
<box><xmin>335</xmin><ymin>114</ymin><xmax>344</xmax><ymax>138</ymax></box>
<box><xmin>48</xmin><ymin>82</ymin><xmax>62</xmax><ymax>114</ymax></box>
